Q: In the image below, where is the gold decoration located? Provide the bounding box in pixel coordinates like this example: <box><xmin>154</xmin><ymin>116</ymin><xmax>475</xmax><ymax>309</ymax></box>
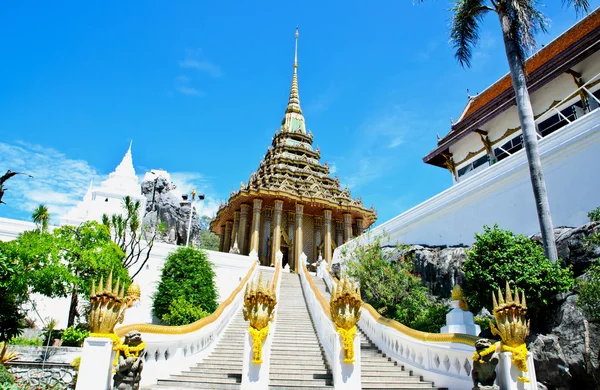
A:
<box><xmin>127</xmin><ymin>281</ymin><xmax>141</xmax><ymax>301</ymax></box>
<box><xmin>451</xmin><ymin>284</ymin><xmax>469</xmax><ymax>311</ymax></box>
<box><xmin>88</xmin><ymin>271</ymin><xmax>138</xmax><ymax>334</ymax></box>
<box><xmin>490</xmin><ymin>282</ymin><xmax>531</xmax><ymax>382</ymax></box>
<box><xmin>243</xmin><ymin>273</ymin><xmax>277</xmax><ymax>364</ymax></box>
<box><xmin>472</xmin><ymin>341</ymin><xmax>498</xmax><ymax>363</ymax></box>
<box><xmin>441</xmin><ymin>153</ymin><xmax>457</xmax><ymax>180</ymax></box>
<box><xmin>330</xmin><ymin>276</ymin><xmax>362</xmax><ymax>362</ymax></box>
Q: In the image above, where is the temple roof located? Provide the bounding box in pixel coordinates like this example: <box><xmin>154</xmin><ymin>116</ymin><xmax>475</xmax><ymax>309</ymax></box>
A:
<box><xmin>424</xmin><ymin>8</ymin><xmax>600</xmax><ymax>167</ymax></box>
<box><xmin>211</xmin><ymin>29</ymin><xmax>376</xmax><ymax>233</ymax></box>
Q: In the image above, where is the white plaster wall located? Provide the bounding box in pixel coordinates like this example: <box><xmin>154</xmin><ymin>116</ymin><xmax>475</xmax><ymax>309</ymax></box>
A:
<box><xmin>0</xmin><ymin>217</ymin><xmax>41</xmax><ymax>241</ymax></box>
<box><xmin>335</xmin><ymin>109</ymin><xmax>600</xmax><ymax>256</ymax></box>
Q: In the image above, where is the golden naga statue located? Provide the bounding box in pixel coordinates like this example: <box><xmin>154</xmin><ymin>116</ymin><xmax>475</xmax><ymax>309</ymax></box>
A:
<box><xmin>89</xmin><ymin>271</ymin><xmax>140</xmax><ymax>335</ymax></box>
<box><xmin>330</xmin><ymin>276</ymin><xmax>362</xmax><ymax>362</ymax></box>
<box><xmin>490</xmin><ymin>281</ymin><xmax>531</xmax><ymax>383</ymax></box>
<box><xmin>451</xmin><ymin>284</ymin><xmax>469</xmax><ymax>311</ymax></box>
<box><xmin>243</xmin><ymin>273</ymin><xmax>277</xmax><ymax>364</ymax></box>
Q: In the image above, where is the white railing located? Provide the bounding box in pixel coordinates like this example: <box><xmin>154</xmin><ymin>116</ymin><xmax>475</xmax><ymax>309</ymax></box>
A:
<box><xmin>113</xmin><ymin>259</ymin><xmax>259</xmax><ymax>387</ymax></box>
<box><xmin>298</xmin><ymin>253</ymin><xmax>361</xmax><ymax>389</ymax></box>
<box><xmin>320</xmin><ymin>266</ymin><xmax>475</xmax><ymax>390</ymax></box>
<box><xmin>241</xmin><ymin>252</ymin><xmax>283</xmax><ymax>389</ymax></box>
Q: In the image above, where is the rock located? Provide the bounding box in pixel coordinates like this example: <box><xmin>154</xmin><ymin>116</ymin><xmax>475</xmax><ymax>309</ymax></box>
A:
<box><xmin>141</xmin><ymin>173</ymin><xmax>201</xmax><ymax>245</ymax></box>
<box><xmin>531</xmin><ymin>222</ymin><xmax>600</xmax><ymax>276</ymax></box>
<box><xmin>528</xmin><ymin>334</ymin><xmax>571</xmax><ymax>389</ymax></box>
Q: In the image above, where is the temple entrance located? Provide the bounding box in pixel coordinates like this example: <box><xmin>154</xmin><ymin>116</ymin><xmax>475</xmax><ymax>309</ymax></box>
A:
<box><xmin>281</xmin><ymin>246</ymin><xmax>289</xmax><ymax>268</ymax></box>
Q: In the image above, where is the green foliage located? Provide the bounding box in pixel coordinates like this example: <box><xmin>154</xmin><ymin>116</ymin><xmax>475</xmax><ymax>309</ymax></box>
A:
<box><xmin>8</xmin><ymin>336</ymin><xmax>43</xmax><ymax>347</ymax></box>
<box><xmin>196</xmin><ymin>216</ymin><xmax>219</xmax><ymax>251</ymax></box>
<box><xmin>61</xmin><ymin>327</ymin><xmax>89</xmax><ymax>347</ymax></box>
<box><xmin>153</xmin><ymin>247</ymin><xmax>218</xmax><ymax>325</ymax></box>
<box><xmin>577</xmin><ymin>260</ymin><xmax>600</xmax><ymax>322</ymax></box>
<box><xmin>31</xmin><ymin>204</ymin><xmax>50</xmax><ymax>233</ymax></box>
<box><xmin>0</xmin><ymin>248</ymin><xmax>26</xmax><ymax>343</ymax></box>
<box><xmin>0</xmin><ymin>384</ymin><xmax>19</xmax><ymax>390</ymax></box>
<box><xmin>0</xmin><ymin>365</ymin><xmax>13</xmax><ymax>384</ymax></box>
<box><xmin>156</xmin><ymin>221</ymin><xmax>168</xmax><ymax>236</ymax></box>
<box><xmin>588</xmin><ymin>206</ymin><xmax>600</xmax><ymax>223</ymax></box>
<box><xmin>474</xmin><ymin>316</ymin><xmax>492</xmax><ymax>331</ymax></box>
<box><xmin>343</xmin><ymin>235</ymin><xmax>448</xmax><ymax>333</ymax></box>
<box><xmin>161</xmin><ymin>296</ymin><xmax>209</xmax><ymax>326</ymax></box>
<box><xmin>463</xmin><ymin>225</ymin><xmax>574</xmax><ymax>321</ymax></box>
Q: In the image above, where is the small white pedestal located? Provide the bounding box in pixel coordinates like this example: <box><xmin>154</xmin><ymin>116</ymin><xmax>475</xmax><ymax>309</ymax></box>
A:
<box><xmin>75</xmin><ymin>337</ymin><xmax>115</xmax><ymax>390</ymax></box>
<box><xmin>440</xmin><ymin>301</ymin><xmax>481</xmax><ymax>336</ymax></box>
<box><xmin>241</xmin><ymin>327</ymin><xmax>273</xmax><ymax>390</ymax></box>
<box><xmin>496</xmin><ymin>352</ymin><xmax>537</xmax><ymax>390</ymax></box>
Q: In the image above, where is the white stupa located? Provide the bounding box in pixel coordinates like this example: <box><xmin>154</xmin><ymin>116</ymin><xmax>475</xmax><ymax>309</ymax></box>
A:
<box><xmin>62</xmin><ymin>142</ymin><xmax>146</xmax><ymax>225</ymax></box>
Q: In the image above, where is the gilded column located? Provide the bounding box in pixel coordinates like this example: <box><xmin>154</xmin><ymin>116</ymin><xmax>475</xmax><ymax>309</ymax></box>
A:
<box><xmin>219</xmin><ymin>227</ymin><xmax>225</xmax><ymax>252</ymax></box>
<box><xmin>323</xmin><ymin>210</ymin><xmax>332</xmax><ymax>265</ymax></box>
<box><xmin>356</xmin><ymin>218</ymin><xmax>364</xmax><ymax>237</ymax></box>
<box><xmin>314</xmin><ymin>216</ymin><xmax>323</xmax><ymax>261</ymax></box>
<box><xmin>271</xmin><ymin>200</ymin><xmax>284</xmax><ymax>266</ymax></box>
<box><xmin>231</xmin><ymin>211</ymin><xmax>241</xmax><ymax>250</ymax></box>
<box><xmin>262</xmin><ymin>207</ymin><xmax>273</xmax><ymax>265</ymax></box>
<box><xmin>294</xmin><ymin>204</ymin><xmax>304</xmax><ymax>273</ymax></box>
<box><xmin>239</xmin><ymin>204</ymin><xmax>250</xmax><ymax>255</ymax></box>
<box><xmin>223</xmin><ymin>221</ymin><xmax>233</xmax><ymax>253</ymax></box>
<box><xmin>250</xmin><ymin>199</ymin><xmax>263</xmax><ymax>255</ymax></box>
<box><xmin>343</xmin><ymin>213</ymin><xmax>353</xmax><ymax>243</ymax></box>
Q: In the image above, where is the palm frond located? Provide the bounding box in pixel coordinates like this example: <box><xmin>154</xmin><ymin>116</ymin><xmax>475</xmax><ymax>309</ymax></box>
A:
<box><xmin>562</xmin><ymin>0</ymin><xmax>590</xmax><ymax>17</ymax></box>
<box><xmin>450</xmin><ymin>0</ymin><xmax>492</xmax><ymax>68</ymax></box>
<box><xmin>503</xmin><ymin>0</ymin><xmax>548</xmax><ymax>60</ymax></box>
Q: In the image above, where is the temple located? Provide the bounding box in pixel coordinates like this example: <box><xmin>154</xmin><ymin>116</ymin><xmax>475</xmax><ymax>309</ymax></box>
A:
<box><xmin>62</xmin><ymin>142</ymin><xmax>146</xmax><ymax>225</ymax></box>
<box><xmin>424</xmin><ymin>9</ymin><xmax>600</xmax><ymax>183</ymax></box>
<box><xmin>210</xmin><ymin>28</ymin><xmax>376</xmax><ymax>271</ymax></box>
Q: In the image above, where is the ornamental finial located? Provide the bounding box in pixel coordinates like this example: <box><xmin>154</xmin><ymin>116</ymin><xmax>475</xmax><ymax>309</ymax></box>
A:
<box><xmin>294</xmin><ymin>27</ymin><xmax>299</xmax><ymax>69</ymax></box>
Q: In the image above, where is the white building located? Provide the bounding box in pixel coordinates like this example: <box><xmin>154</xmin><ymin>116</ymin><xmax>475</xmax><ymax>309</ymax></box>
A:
<box><xmin>61</xmin><ymin>142</ymin><xmax>146</xmax><ymax>226</ymax></box>
<box><xmin>335</xmin><ymin>8</ymin><xmax>600</xmax><ymax>254</ymax></box>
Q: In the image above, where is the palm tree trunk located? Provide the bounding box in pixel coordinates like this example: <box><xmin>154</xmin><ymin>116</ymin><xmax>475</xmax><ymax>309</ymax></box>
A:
<box><xmin>498</xmin><ymin>12</ymin><xmax>558</xmax><ymax>262</ymax></box>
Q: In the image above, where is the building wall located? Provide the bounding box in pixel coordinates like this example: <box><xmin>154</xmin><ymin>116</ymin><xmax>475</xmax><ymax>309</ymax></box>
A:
<box><xmin>335</xmin><ymin>109</ymin><xmax>600</xmax><ymax>258</ymax></box>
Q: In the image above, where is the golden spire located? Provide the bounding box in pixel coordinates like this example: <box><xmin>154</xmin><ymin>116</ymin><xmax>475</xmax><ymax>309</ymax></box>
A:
<box><xmin>285</xmin><ymin>27</ymin><xmax>302</xmax><ymax>115</ymax></box>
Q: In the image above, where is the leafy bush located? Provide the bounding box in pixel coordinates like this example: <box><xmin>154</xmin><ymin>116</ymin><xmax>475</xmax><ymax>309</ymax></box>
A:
<box><xmin>152</xmin><ymin>248</ymin><xmax>218</xmax><ymax>325</ymax></box>
<box><xmin>161</xmin><ymin>296</ymin><xmax>210</xmax><ymax>326</ymax></box>
<box><xmin>577</xmin><ymin>260</ymin><xmax>600</xmax><ymax>322</ymax></box>
<box><xmin>61</xmin><ymin>327</ymin><xmax>89</xmax><ymax>347</ymax></box>
<box><xmin>588</xmin><ymin>206</ymin><xmax>600</xmax><ymax>223</ymax></box>
<box><xmin>0</xmin><ymin>364</ymin><xmax>13</xmax><ymax>384</ymax></box>
<box><xmin>463</xmin><ymin>225</ymin><xmax>574</xmax><ymax>323</ymax></box>
<box><xmin>0</xmin><ymin>384</ymin><xmax>19</xmax><ymax>390</ymax></box>
<box><xmin>343</xmin><ymin>235</ymin><xmax>448</xmax><ymax>332</ymax></box>
<box><xmin>9</xmin><ymin>336</ymin><xmax>43</xmax><ymax>346</ymax></box>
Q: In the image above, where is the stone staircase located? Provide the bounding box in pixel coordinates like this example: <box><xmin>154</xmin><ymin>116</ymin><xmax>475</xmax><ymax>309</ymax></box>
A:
<box><xmin>310</xmin><ymin>274</ymin><xmax>441</xmax><ymax>390</ymax></box>
<box><xmin>269</xmin><ymin>272</ymin><xmax>333</xmax><ymax>388</ymax></box>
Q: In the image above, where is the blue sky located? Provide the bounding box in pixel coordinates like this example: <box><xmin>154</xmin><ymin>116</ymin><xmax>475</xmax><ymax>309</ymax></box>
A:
<box><xmin>0</xmin><ymin>1</ymin><xmax>598</xmax><ymax>225</ymax></box>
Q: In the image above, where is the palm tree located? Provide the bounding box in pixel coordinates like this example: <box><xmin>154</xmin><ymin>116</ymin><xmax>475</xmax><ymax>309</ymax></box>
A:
<box><xmin>31</xmin><ymin>204</ymin><xmax>50</xmax><ymax>233</ymax></box>
<box><xmin>448</xmin><ymin>0</ymin><xmax>589</xmax><ymax>262</ymax></box>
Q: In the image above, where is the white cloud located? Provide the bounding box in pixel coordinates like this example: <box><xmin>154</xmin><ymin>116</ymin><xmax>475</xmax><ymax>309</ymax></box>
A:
<box><xmin>179</xmin><ymin>49</ymin><xmax>223</xmax><ymax>78</ymax></box>
<box><xmin>0</xmin><ymin>142</ymin><xmax>102</xmax><ymax>223</ymax></box>
<box><xmin>174</xmin><ymin>75</ymin><xmax>204</xmax><ymax>97</ymax></box>
<box><xmin>329</xmin><ymin>162</ymin><xmax>337</xmax><ymax>175</ymax></box>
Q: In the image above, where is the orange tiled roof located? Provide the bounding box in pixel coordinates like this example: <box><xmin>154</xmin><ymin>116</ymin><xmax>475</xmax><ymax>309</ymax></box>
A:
<box><xmin>459</xmin><ymin>8</ymin><xmax>600</xmax><ymax>122</ymax></box>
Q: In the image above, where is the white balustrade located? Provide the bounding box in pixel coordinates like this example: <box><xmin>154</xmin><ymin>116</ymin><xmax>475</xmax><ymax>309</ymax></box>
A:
<box><xmin>298</xmin><ymin>253</ymin><xmax>361</xmax><ymax>389</ymax></box>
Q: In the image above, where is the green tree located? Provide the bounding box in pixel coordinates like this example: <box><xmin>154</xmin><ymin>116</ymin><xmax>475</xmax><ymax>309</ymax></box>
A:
<box><xmin>153</xmin><ymin>247</ymin><xmax>218</xmax><ymax>325</ymax></box>
<box><xmin>31</xmin><ymin>204</ymin><xmax>50</xmax><ymax>233</ymax></box>
<box><xmin>577</xmin><ymin>260</ymin><xmax>600</xmax><ymax>322</ymax></box>
<box><xmin>463</xmin><ymin>225</ymin><xmax>573</xmax><ymax>325</ymax></box>
<box><xmin>103</xmin><ymin>195</ymin><xmax>155</xmax><ymax>279</ymax></box>
<box><xmin>197</xmin><ymin>215</ymin><xmax>220</xmax><ymax>251</ymax></box>
<box><xmin>342</xmin><ymin>235</ymin><xmax>448</xmax><ymax>333</ymax></box>
<box><xmin>0</xmin><ymin>247</ymin><xmax>26</xmax><ymax>347</ymax></box>
<box><xmin>447</xmin><ymin>0</ymin><xmax>589</xmax><ymax>262</ymax></box>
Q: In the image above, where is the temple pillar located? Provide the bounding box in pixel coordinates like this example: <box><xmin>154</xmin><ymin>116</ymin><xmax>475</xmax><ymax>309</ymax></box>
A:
<box><xmin>294</xmin><ymin>204</ymin><xmax>304</xmax><ymax>273</ymax></box>
<box><xmin>356</xmin><ymin>218</ymin><xmax>364</xmax><ymax>237</ymax></box>
<box><xmin>250</xmin><ymin>199</ymin><xmax>263</xmax><ymax>255</ymax></box>
<box><xmin>271</xmin><ymin>200</ymin><xmax>284</xmax><ymax>266</ymax></box>
<box><xmin>261</xmin><ymin>207</ymin><xmax>273</xmax><ymax>265</ymax></box>
<box><xmin>343</xmin><ymin>213</ymin><xmax>352</xmax><ymax>243</ymax></box>
<box><xmin>231</xmin><ymin>211</ymin><xmax>241</xmax><ymax>251</ymax></box>
<box><xmin>314</xmin><ymin>216</ymin><xmax>323</xmax><ymax>262</ymax></box>
<box><xmin>323</xmin><ymin>210</ymin><xmax>332</xmax><ymax>264</ymax></box>
<box><xmin>288</xmin><ymin>212</ymin><xmax>295</xmax><ymax>270</ymax></box>
<box><xmin>336</xmin><ymin>221</ymin><xmax>344</xmax><ymax>247</ymax></box>
<box><xmin>239</xmin><ymin>204</ymin><xmax>250</xmax><ymax>255</ymax></box>
<box><xmin>223</xmin><ymin>221</ymin><xmax>233</xmax><ymax>253</ymax></box>
<box><xmin>219</xmin><ymin>227</ymin><xmax>225</xmax><ymax>252</ymax></box>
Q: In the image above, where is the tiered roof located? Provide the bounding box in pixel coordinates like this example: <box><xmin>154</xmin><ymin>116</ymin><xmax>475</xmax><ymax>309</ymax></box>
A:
<box><xmin>211</xmin><ymin>29</ymin><xmax>376</xmax><ymax>234</ymax></box>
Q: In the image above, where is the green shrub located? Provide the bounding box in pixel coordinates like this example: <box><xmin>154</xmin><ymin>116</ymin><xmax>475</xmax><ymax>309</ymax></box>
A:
<box><xmin>578</xmin><ymin>260</ymin><xmax>600</xmax><ymax>322</ymax></box>
<box><xmin>9</xmin><ymin>336</ymin><xmax>43</xmax><ymax>346</ymax></box>
<box><xmin>152</xmin><ymin>247</ymin><xmax>218</xmax><ymax>325</ymax></box>
<box><xmin>0</xmin><ymin>364</ymin><xmax>14</xmax><ymax>384</ymax></box>
<box><xmin>474</xmin><ymin>316</ymin><xmax>492</xmax><ymax>331</ymax></box>
<box><xmin>463</xmin><ymin>225</ymin><xmax>574</xmax><ymax>323</ymax></box>
<box><xmin>161</xmin><ymin>296</ymin><xmax>210</xmax><ymax>326</ymax></box>
<box><xmin>61</xmin><ymin>326</ymin><xmax>89</xmax><ymax>347</ymax></box>
<box><xmin>0</xmin><ymin>384</ymin><xmax>19</xmax><ymax>390</ymax></box>
<box><xmin>343</xmin><ymin>235</ymin><xmax>448</xmax><ymax>332</ymax></box>
<box><xmin>588</xmin><ymin>206</ymin><xmax>600</xmax><ymax>223</ymax></box>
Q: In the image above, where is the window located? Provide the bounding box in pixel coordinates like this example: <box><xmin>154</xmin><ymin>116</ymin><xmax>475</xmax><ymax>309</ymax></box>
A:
<box><xmin>537</xmin><ymin>103</ymin><xmax>583</xmax><ymax>137</ymax></box>
<box><xmin>457</xmin><ymin>154</ymin><xmax>490</xmax><ymax>178</ymax></box>
<box><xmin>494</xmin><ymin>135</ymin><xmax>523</xmax><ymax>162</ymax></box>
